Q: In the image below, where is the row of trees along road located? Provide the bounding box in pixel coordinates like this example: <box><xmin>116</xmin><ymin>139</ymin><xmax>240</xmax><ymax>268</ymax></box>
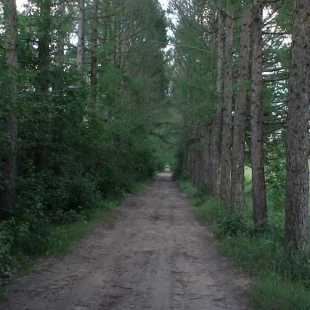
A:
<box><xmin>171</xmin><ymin>0</ymin><xmax>310</xmax><ymax>251</ymax></box>
<box><xmin>0</xmin><ymin>0</ymin><xmax>169</xmax><ymax>276</ymax></box>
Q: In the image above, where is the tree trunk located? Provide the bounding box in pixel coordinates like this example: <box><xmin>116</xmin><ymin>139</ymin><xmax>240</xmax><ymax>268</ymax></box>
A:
<box><xmin>34</xmin><ymin>0</ymin><xmax>51</xmax><ymax>172</ymax></box>
<box><xmin>56</xmin><ymin>0</ymin><xmax>65</xmax><ymax>67</ymax></box>
<box><xmin>0</xmin><ymin>0</ymin><xmax>18</xmax><ymax>219</ymax></box>
<box><xmin>209</xmin><ymin>10</ymin><xmax>225</xmax><ymax>196</ymax></box>
<box><xmin>284</xmin><ymin>0</ymin><xmax>310</xmax><ymax>251</ymax></box>
<box><xmin>202</xmin><ymin>126</ymin><xmax>211</xmax><ymax>190</ymax></box>
<box><xmin>77</xmin><ymin>0</ymin><xmax>85</xmax><ymax>71</ymax></box>
<box><xmin>251</xmin><ymin>0</ymin><xmax>267</xmax><ymax>228</ymax></box>
<box><xmin>231</xmin><ymin>0</ymin><xmax>252</xmax><ymax>210</ymax></box>
<box><xmin>37</xmin><ymin>0</ymin><xmax>51</xmax><ymax>94</ymax></box>
<box><xmin>91</xmin><ymin>0</ymin><xmax>99</xmax><ymax>105</ymax></box>
<box><xmin>220</xmin><ymin>13</ymin><xmax>233</xmax><ymax>203</ymax></box>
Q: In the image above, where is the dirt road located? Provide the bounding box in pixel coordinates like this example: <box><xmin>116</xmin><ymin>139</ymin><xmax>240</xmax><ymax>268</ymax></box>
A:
<box><xmin>1</xmin><ymin>173</ymin><xmax>250</xmax><ymax>310</ymax></box>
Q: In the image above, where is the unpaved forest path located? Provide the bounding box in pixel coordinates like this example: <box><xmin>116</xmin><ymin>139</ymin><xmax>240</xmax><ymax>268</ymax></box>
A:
<box><xmin>1</xmin><ymin>173</ymin><xmax>250</xmax><ymax>310</ymax></box>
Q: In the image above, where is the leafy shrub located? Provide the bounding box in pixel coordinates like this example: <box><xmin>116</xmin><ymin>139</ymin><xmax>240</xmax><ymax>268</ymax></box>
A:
<box><xmin>215</xmin><ymin>212</ymin><xmax>251</xmax><ymax>237</ymax></box>
<box><xmin>0</xmin><ymin>219</ymin><xmax>31</xmax><ymax>282</ymax></box>
<box><xmin>12</xmin><ymin>203</ymin><xmax>51</xmax><ymax>255</ymax></box>
<box><xmin>0</xmin><ymin>221</ymin><xmax>15</xmax><ymax>282</ymax></box>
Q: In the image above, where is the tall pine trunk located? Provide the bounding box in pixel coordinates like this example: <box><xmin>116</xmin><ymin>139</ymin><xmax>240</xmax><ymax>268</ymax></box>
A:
<box><xmin>0</xmin><ymin>0</ymin><xmax>18</xmax><ymax>219</ymax></box>
<box><xmin>251</xmin><ymin>0</ymin><xmax>267</xmax><ymax>228</ymax></box>
<box><xmin>91</xmin><ymin>0</ymin><xmax>99</xmax><ymax>105</ymax></box>
<box><xmin>284</xmin><ymin>0</ymin><xmax>310</xmax><ymax>251</ymax></box>
<box><xmin>209</xmin><ymin>10</ymin><xmax>225</xmax><ymax>196</ymax></box>
<box><xmin>34</xmin><ymin>0</ymin><xmax>51</xmax><ymax>172</ymax></box>
<box><xmin>77</xmin><ymin>0</ymin><xmax>85</xmax><ymax>71</ymax></box>
<box><xmin>56</xmin><ymin>1</ymin><xmax>65</xmax><ymax>67</ymax></box>
<box><xmin>220</xmin><ymin>13</ymin><xmax>233</xmax><ymax>203</ymax></box>
<box><xmin>231</xmin><ymin>0</ymin><xmax>252</xmax><ymax>210</ymax></box>
<box><xmin>37</xmin><ymin>0</ymin><xmax>51</xmax><ymax>94</ymax></box>
<box><xmin>202</xmin><ymin>126</ymin><xmax>211</xmax><ymax>191</ymax></box>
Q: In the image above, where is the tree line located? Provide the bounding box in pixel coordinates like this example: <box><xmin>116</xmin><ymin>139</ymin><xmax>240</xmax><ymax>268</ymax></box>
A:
<box><xmin>171</xmin><ymin>0</ymin><xmax>310</xmax><ymax>251</ymax></box>
<box><xmin>0</xmin><ymin>0</ymin><xmax>168</xmax><ymax>279</ymax></box>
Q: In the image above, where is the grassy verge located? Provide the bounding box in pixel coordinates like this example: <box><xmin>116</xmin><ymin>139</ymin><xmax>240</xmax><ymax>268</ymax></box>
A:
<box><xmin>178</xmin><ymin>179</ymin><xmax>310</xmax><ymax>310</ymax></box>
<box><xmin>43</xmin><ymin>199</ymin><xmax>121</xmax><ymax>256</ymax></box>
<box><xmin>44</xmin><ymin>178</ymin><xmax>149</xmax><ymax>254</ymax></box>
<box><xmin>0</xmin><ymin>180</ymin><xmax>149</xmax><ymax>297</ymax></box>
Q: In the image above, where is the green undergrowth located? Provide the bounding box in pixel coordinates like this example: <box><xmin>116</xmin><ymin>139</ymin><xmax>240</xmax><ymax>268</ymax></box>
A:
<box><xmin>40</xmin><ymin>199</ymin><xmax>120</xmax><ymax>256</ymax></box>
<box><xmin>0</xmin><ymin>199</ymin><xmax>119</xmax><ymax>289</ymax></box>
<box><xmin>177</xmin><ymin>179</ymin><xmax>310</xmax><ymax>310</ymax></box>
<box><xmin>0</xmin><ymin>180</ymin><xmax>148</xmax><ymax>293</ymax></box>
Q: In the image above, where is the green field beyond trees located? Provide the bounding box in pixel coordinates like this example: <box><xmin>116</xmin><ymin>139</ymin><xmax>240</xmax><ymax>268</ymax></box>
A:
<box><xmin>1</xmin><ymin>0</ymin><xmax>310</xmax><ymax>308</ymax></box>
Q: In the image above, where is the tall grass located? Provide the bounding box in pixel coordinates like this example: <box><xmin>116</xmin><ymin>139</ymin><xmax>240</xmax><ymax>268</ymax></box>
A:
<box><xmin>177</xmin><ymin>176</ymin><xmax>310</xmax><ymax>310</ymax></box>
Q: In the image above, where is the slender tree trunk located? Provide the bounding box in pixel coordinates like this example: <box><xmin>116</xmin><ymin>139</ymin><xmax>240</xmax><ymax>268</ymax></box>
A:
<box><xmin>220</xmin><ymin>13</ymin><xmax>234</xmax><ymax>203</ymax></box>
<box><xmin>194</xmin><ymin>130</ymin><xmax>202</xmax><ymax>187</ymax></box>
<box><xmin>0</xmin><ymin>0</ymin><xmax>18</xmax><ymax>219</ymax></box>
<box><xmin>202</xmin><ymin>126</ymin><xmax>211</xmax><ymax>190</ymax></box>
<box><xmin>231</xmin><ymin>0</ymin><xmax>252</xmax><ymax>210</ymax></box>
<box><xmin>251</xmin><ymin>0</ymin><xmax>267</xmax><ymax>228</ymax></box>
<box><xmin>193</xmin><ymin>141</ymin><xmax>199</xmax><ymax>186</ymax></box>
<box><xmin>56</xmin><ymin>0</ymin><xmax>65</xmax><ymax>67</ymax></box>
<box><xmin>34</xmin><ymin>0</ymin><xmax>51</xmax><ymax>172</ymax></box>
<box><xmin>91</xmin><ymin>0</ymin><xmax>99</xmax><ymax>104</ymax></box>
<box><xmin>189</xmin><ymin>130</ymin><xmax>195</xmax><ymax>183</ymax></box>
<box><xmin>284</xmin><ymin>0</ymin><xmax>310</xmax><ymax>251</ymax></box>
<box><xmin>55</xmin><ymin>0</ymin><xmax>65</xmax><ymax>95</ymax></box>
<box><xmin>77</xmin><ymin>0</ymin><xmax>85</xmax><ymax>71</ymax></box>
<box><xmin>37</xmin><ymin>0</ymin><xmax>51</xmax><ymax>94</ymax></box>
<box><xmin>209</xmin><ymin>10</ymin><xmax>225</xmax><ymax>196</ymax></box>
<box><xmin>182</xmin><ymin>145</ymin><xmax>186</xmax><ymax>174</ymax></box>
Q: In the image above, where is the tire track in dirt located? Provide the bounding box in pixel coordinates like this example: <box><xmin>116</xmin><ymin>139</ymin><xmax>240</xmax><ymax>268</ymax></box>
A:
<box><xmin>0</xmin><ymin>172</ymin><xmax>250</xmax><ymax>310</ymax></box>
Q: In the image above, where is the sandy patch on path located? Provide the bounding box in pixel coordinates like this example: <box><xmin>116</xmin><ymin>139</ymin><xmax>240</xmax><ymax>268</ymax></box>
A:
<box><xmin>0</xmin><ymin>172</ymin><xmax>250</xmax><ymax>310</ymax></box>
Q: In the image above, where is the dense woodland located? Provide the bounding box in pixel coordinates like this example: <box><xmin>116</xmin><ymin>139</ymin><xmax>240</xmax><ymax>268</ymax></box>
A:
<box><xmin>170</xmin><ymin>0</ymin><xmax>309</xmax><ymax>250</ymax></box>
<box><xmin>0</xmin><ymin>0</ymin><xmax>169</xmax><ymax>279</ymax></box>
<box><xmin>0</xmin><ymin>0</ymin><xmax>310</xmax><ymax>303</ymax></box>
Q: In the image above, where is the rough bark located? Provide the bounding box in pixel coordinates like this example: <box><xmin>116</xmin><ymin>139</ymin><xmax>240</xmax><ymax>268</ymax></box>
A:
<box><xmin>220</xmin><ymin>13</ymin><xmax>233</xmax><ymax>203</ymax></box>
<box><xmin>284</xmin><ymin>0</ymin><xmax>310</xmax><ymax>251</ymax></box>
<box><xmin>77</xmin><ymin>0</ymin><xmax>85</xmax><ymax>71</ymax></box>
<box><xmin>90</xmin><ymin>0</ymin><xmax>99</xmax><ymax>104</ymax></box>
<box><xmin>209</xmin><ymin>10</ymin><xmax>225</xmax><ymax>196</ymax></box>
<box><xmin>231</xmin><ymin>0</ymin><xmax>252</xmax><ymax>210</ymax></box>
<box><xmin>0</xmin><ymin>0</ymin><xmax>18</xmax><ymax>219</ymax></box>
<box><xmin>251</xmin><ymin>0</ymin><xmax>267</xmax><ymax>228</ymax></box>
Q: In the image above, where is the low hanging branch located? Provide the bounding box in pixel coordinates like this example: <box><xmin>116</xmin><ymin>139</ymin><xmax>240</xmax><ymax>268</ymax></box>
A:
<box><xmin>153</xmin><ymin>40</ymin><xmax>224</xmax><ymax>61</ymax></box>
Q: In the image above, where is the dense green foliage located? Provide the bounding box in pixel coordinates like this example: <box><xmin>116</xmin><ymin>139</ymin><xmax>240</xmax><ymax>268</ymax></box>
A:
<box><xmin>0</xmin><ymin>0</ymin><xmax>169</xmax><ymax>283</ymax></box>
<box><xmin>171</xmin><ymin>0</ymin><xmax>309</xmax><ymax>253</ymax></box>
<box><xmin>171</xmin><ymin>0</ymin><xmax>292</xmax><ymax>192</ymax></box>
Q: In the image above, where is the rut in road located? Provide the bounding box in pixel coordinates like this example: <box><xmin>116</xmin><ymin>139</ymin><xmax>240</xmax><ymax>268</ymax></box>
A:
<box><xmin>1</xmin><ymin>172</ymin><xmax>250</xmax><ymax>310</ymax></box>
